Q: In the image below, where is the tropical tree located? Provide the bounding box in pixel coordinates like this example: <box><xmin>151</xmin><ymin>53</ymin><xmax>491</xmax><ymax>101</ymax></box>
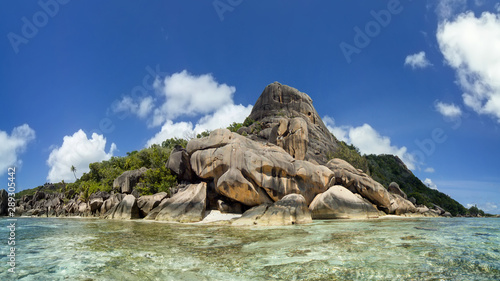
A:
<box><xmin>71</xmin><ymin>165</ymin><xmax>77</xmax><ymax>181</ymax></box>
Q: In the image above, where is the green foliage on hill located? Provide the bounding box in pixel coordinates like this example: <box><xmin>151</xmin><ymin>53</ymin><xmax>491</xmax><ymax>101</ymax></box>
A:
<box><xmin>365</xmin><ymin>154</ymin><xmax>468</xmax><ymax>216</ymax></box>
<box><xmin>18</xmin><ymin>138</ymin><xmax>187</xmax><ymax>201</ymax></box>
<box><xmin>328</xmin><ymin>141</ymin><xmax>369</xmax><ymax>173</ymax></box>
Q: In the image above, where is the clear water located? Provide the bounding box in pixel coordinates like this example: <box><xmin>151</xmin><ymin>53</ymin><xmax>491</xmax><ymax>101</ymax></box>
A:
<box><xmin>1</xmin><ymin>217</ymin><xmax>499</xmax><ymax>280</ymax></box>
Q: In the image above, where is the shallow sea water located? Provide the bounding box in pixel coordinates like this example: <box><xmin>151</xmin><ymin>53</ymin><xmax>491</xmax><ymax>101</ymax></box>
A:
<box><xmin>1</xmin><ymin>217</ymin><xmax>499</xmax><ymax>280</ymax></box>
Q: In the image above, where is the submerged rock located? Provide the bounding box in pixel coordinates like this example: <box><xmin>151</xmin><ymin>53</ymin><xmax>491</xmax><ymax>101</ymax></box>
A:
<box><xmin>309</xmin><ymin>185</ymin><xmax>380</xmax><ymax>219</ymax></box>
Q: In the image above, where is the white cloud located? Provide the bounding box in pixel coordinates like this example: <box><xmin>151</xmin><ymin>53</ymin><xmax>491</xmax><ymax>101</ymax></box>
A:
<box><xmin>47</xmin><ymin>130</ymin><xmax>117</xmax><ymax>182</ymax></box>
<box><xmin>146</xmin><ymin>103</ymin><xmax>253</xmax><ymax>147</ymax></box>
<box><xmin>466</xmin><ymin>202</ymin><xmax>498</xmax><ymax>213</ymax></box>
<box><xmin>435</xmin><ymin>0</ymin><xmax>467</xmax><ymax>20</ymax></box>
<box><xmin>404</xmin><ymin>51</ymin><xmax>432</xmax><ymax>69</ymax></box>
<box><xmin>437</xmin><ymin>11</ymin><xmax>500</xmax><ymax>122</ymax></box>
<box><xmin>0</xmin><ymin>124</ymin><xmax>36</xmax><ymax>175</ymax></box>
<box><xmin>425</xmin><ymin>167</ymin><xmax>435</xmax><ymax>173</ymax></box>
<box><xmin>435</xmin><ymin>101</ymin><xmax>462</xmax><ymax>118</ymax></box>
<box><xmin>151</xmin><ymin>70</ymin><xmax>236</xmax><ymax>126</ymax></box>
<box><xmin>112</xmin><ymin>96</ymin><xmax>154</xmax><ymax>119</ymax></box>
<box><xmin>424</xmin><ymin>178</ymin><xmax>438</xmax><ymax>190</ymax></box>
<box><xmin>323</xmin><ymin>116</ymin><xmax>417</xmax><ymax>170</ymax></box>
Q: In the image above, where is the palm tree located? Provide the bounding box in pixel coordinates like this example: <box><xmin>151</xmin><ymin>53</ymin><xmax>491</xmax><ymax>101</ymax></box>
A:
<box><xmin>71</xmin><ymin>165</ymin><xmax>77</xmax><ymax>181</ymax></box>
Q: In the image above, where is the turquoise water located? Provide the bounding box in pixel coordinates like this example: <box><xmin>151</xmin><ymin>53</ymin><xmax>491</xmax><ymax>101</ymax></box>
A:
<box><xmin>1</xmin><ymin>217</ymin><xmax>499</xmax><ymax>280</ymax></box>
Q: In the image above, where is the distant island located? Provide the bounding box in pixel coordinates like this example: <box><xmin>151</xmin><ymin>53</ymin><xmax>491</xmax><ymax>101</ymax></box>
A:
<box><xmin>0</xmin><ymin>82</ymin><xmax>492</xmax><ymax>224</ymax></box>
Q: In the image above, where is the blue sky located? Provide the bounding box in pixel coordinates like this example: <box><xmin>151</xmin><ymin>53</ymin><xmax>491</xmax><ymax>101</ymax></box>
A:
<box><xmin>1</xmin><ymin>0</ymin><xmax>500</xmax><ymax>214</ymax></box>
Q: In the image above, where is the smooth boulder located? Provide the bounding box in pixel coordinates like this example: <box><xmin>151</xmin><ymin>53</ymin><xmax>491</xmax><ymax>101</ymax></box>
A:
<box><xmin>388</xmin><ymin>182</ymin><xmax>407</xmax><ymax>199</ymax></box>
<box><xmin>188</xmin><ymin>129</ymin><xmax>333</xmax><ymax>207</ymax></box>
<box><xmin>389</xmin><ymin>194</ymin><xmax>416</xmax><ymax>215</ymax></box>
<box><xmin>137</xmin><ymin>192</ymin><xmax>169</xmax><ymax>217</ymax></box>
<box><xmin>104</xmin><ymin>194</ymin><xmax>140</xmax><ymax>219</ymax></box>
<box><xmin>232</xmin><ymin>193</ymin><xmax>312</xmax><ymax>226</ymax></box>
<box><xmin>148</xmin><ymin>182</ymin><xmax>206</xmax><ymax>222</ymax></box>
<box><xmin>309</xmin><ymin>185</ymin><xmax>380</xmax><ymax>219</ymax></box>
<box><xmin>326</xmin><ymin>158</ymin><xmax>391</xmax><ymax>211</ymax></box>
<box><xmin>166</xmin><ymin>145</ymin><xmax>194</xmax><ymax>182</ymax></box>
<box><xmin>113</xmin><ymin>167</ymin><xmax>148</xmax><ymax>194</ymax></box>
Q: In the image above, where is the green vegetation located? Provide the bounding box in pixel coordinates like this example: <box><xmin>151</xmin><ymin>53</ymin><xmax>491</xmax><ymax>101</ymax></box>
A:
<box><xmin>227</xmin><ymin>117</ymin><xmax>256</xmax><ymax>133</ymax></box>
<box><xmin>17</xmin><ymin>138</ymin><xmax>187</xmax><ymax>201</ymax></box>
<box><xmin>366</xmin><ymin>154</ymin><xmax>469</xmax><ymax>216</ymax></box>
<box><xmin>328</xmin><ymin>141</ymin><xmax>369</xmax><ymax>173</ymax></box>
<box><xmin>197</xmin><ymin>130</ymin><xmax>211</xmax><ymax>138</ymax></box>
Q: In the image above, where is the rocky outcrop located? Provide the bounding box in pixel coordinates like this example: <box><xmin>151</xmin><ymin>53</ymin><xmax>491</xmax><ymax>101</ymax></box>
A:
<box><xmin>101</xmin><ymin>193</ymin><xmax>125</xmax><ymax>214</ymax></box>
<box><xmin>146</xmin><ymin>182</ymin><xmax>206</xmax><ymax>222</ymax></box>
<box><xmin>104</xmin><ymin>194</ymin><xmax>140</xmax><ymax>219</ymax></box>
<box><xmin>136</xmin><ymin>192</ymin><xmax>169</xmax><ymax>217</ymax></box>
<box><xmin>270</xmin><ymin>117</ymin><xmax>309</xmax><ymax>160</ymax></box>
<box><xmin>389</xmin><ymin>194</ymin><xmax>416</xmax><ymax>215</ymax></box>
<box><xmin>113</xmin><ymin>167</ymin><xmax>148</xmax><ymax>194</ymax></box>
<box><xmin>247</xmin><ymin>82</ymin><xmax>338</xmax><ymax>165</ymax></box>
<box><xmin>0</xmin><ymin>189</ymin><xmax>9</xmax><ymax>216</ymax></box>
<box><xmin>232</xmin><ymin>194</ymin><xmax>312</xmax><ymax>226</ymax></box>
<box><xmin>166</xmin><ymin>145</ymin><xmax>194</xmax><ymax>182</ymax></box>
<box><xmin>326</xmin><ymin>158</ymin><xmax>391</xmax><ymax>211</ymax></box>
<box><xmin>309</xmin><ymin>185</ymin><xmax>380</xmax><ymax>219</ymax></box>
<box><xmin>388</xmin><ymin>182</ymin><xmax>407</xmax><ymax>199</ymax></box>
<box><xmin>188</xmin><ymin>129</ymin><xmax>333</xmax><ymax>207</ymax></box>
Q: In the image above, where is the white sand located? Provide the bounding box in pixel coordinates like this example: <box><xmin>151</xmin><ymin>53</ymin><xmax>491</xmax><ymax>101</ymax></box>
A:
<box><xmin>198</xmin><ymin>210</ymin><xmax>242</xmax><ymax>223</ymax></box>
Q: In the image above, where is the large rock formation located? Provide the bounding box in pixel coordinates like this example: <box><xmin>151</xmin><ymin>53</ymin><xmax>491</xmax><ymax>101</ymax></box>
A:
<box><xmin>104</xmin><ymin>194</ymin><xmax>141</xmax><ymax>219</ymax></box>
<box><xmin>146</xmin><ymin>182</ymin><xmax>207</xmax><ymax>222</ymax></box>
<box><xmin>113</xmin><ymin>167</ymin><xmax>148</xmax><ymax>194</ymax></box>
<box><xmin>388</xmin><ymin>182</ymin><xmax>407</xmax><ymax>199</ymax></box>
<box><xmin>247</xmin><ymin>82</ymin><xmax>338</xmax><ymax>164</ymax></box>
<box><xmin>232</xmin><ymin>193</ymin><xmax>312</xmax><ymax>226</ymax></box>
<box><xmin>309</xmin><ymin>185</ymin><xmax>380</xmax><ymax>219</ymax></box>
<box><xmin>188</xmin><ymin>129</ymin><xmax>333</xmax><ymax>207</ymax></box>
<box><xmin>136</xmin><ymin>192</ymin><xmax>169</xmax><ymax>217</ymax></box>
<box><xmin>166</xmin><ymin>145</ymin><xmax>194</xmax><ymax>182</ymax></box>
<box><xmin>326</xmin><ymin>158</ymin><xmax>392</xmax><ymax>211</ymax></box>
